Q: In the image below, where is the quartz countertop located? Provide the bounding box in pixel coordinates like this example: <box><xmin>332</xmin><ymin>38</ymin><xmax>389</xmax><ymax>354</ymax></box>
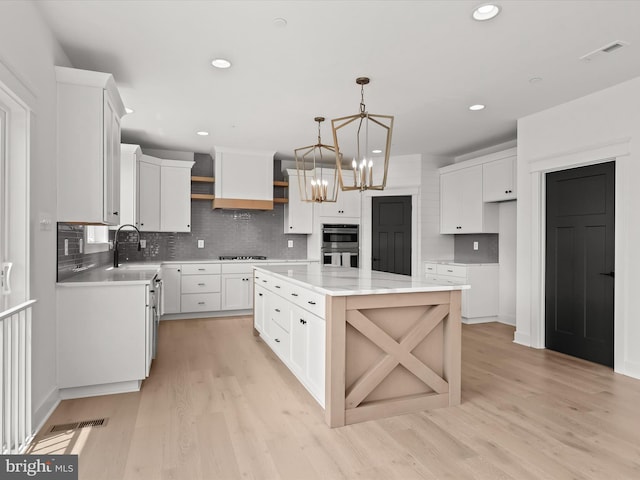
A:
<box><xmin>57</xmin><ymin>264</ymin><xmax>160</xmax><ymax>286</ymax></box>
<box><xmin>161</xmin><ymin>258</ymin><xmax>314</xmax><ymax>265</ymax></box>
<box><xmin>255</xmin><ymin>264</ymin><xmax>470</xmax><ymax>296</ymax></box>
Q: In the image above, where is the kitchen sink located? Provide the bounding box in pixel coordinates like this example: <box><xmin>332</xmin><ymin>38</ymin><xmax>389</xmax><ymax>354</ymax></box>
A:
<box><xmin>106</xmin><ymin>263</ymin><xmax>161</xmax><ymax>271</ymax></box>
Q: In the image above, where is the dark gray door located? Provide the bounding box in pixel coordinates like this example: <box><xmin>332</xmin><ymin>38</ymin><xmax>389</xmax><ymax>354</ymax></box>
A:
<box><xmin>545</xmin><ymin>162</ymin><xmax>615</xmax><ymax>367</ymax></box>
<box><xmin>372</xmin><ymin>196</ymin><xmax>411</xmax><ymax>276</ymax></box>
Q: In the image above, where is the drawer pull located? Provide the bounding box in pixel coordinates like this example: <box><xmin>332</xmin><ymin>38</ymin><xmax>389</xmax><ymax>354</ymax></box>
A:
<box><xmin>198</xmin><ymin>268</ymin><xmax>206</xmax><ymax>271</ymax></box>
<box><xmin>275</xmin><ymin>308</ymin><xmax>281</xmax><ymax>312</ymax></box>
<box><xmin>198</xmin><ymin>283</ymin><xmax>205</xmax><ymax>286</ymax></box>
<box><xmin>291</xmin><ymin>293</ymin><xmax>298</xmax><ymax>297</ymax></box>
<box><xmin>262</xmin><ymin>279</ymin><xmax>267</xmax><ymax>283</ymax></box>
<box><xmin>299</xmin><ymin>319</ymin><xmax>307</xmax><ymax>325</ymax></box>
<box><xmin>198</xmin><ymin>302</ymin><xmax>205</xmax><ymax>305</ymax></box>
<box><xmin>275</xmin><ymin>338</ymin><xmax>280</xmax><ymax>343</ymax></box>
<box><xmin>308</xmin><ymin>300</ymin><xmax>316</xmax><ymax>305</ymax></box>
<box><xmin>447</xmin><ymin>269</ymin><xmax>453</xmax><ymax>273</ymax></box>
<box><xmin>275</xmin><ymin>285</ymin><xmax>281</xmax><ymax>289</ymax></box>
<box><xmin>258</xmin><ymin>293</ymin><xmax>263</xmax><ymax>297</ymax></box>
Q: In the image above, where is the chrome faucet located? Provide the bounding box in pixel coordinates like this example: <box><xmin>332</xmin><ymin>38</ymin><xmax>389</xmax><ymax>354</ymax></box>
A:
<box><xmin>113</xmin><ymin>224</ymin><xmax>141</xmax><ymax>267</ymax></box>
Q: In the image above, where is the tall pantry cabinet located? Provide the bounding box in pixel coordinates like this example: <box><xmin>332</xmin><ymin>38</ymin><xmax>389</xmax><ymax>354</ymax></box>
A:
<box><xmin>56</xmin><ymin>66</ymin><xmax>126</xmax><ymax>225</ymax></box>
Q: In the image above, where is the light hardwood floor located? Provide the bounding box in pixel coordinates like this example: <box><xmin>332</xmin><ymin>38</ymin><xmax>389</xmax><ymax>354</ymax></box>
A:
<box><xmin>29</xmin><ymin>317</ymin><xmax>640</xmax><ymax>479</ymax></box>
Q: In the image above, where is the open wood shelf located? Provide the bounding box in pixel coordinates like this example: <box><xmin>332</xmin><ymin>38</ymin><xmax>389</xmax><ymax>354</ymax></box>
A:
<box><xmin>273</xmin><ymin>180</ymin><xmax>288</xmax><ymax>187</ymax></box>
<box><xmin>191</xmin><ymin>193</ymin><xmax>215</xmax><ymax>200</ymax></box>
<box><xmin>191</xmin><ymin>176</ymin><xmax>215</xmax><ymax>183</ymax></box>
<box><xmin>273</xmin><ymin>198</ymin><xmax>288</xmax><ymax>204</ymax></box>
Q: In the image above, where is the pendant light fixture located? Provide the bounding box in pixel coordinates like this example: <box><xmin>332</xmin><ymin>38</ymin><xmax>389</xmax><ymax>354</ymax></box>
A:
<box><xmin>294</xmin><ymin>117</ymin><xmax>339</xmax><ymax>203</ymax></box>
<box><xmin>331</xmin><ymin>77</ymin><xmax>394</xmax><ymax>192</ymax></box>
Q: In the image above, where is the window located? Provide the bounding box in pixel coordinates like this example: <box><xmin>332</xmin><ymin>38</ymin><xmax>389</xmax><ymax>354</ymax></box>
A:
<box><xmin>84</xmin><ymin>226</ymin><xmax>110</xmax><ymax>253</ymax></box>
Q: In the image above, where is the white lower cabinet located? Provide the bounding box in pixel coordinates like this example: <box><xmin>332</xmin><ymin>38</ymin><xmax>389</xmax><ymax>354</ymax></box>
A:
<box><xmin>57</xmin><ymin>282</ymin><xmax>150</xmax><ymax>391</ymax></box>
<box><xmin>425</xmin><ymin>262</ymin><xmax>499</xmax><ymax>320</ymax></box>
<box><xmin>180</xmin><ymin>263</ymin><xmax>221</xmax><ymax>313</ymax></box>
<box><xmin>161</xmin><ymin>264</ymin><xmax>181</xmax><ymax>314</ymax></box>
<box><xmin>254</xmin><ymin>271</ymin><xmax>326</xmax><ymax>407</ymax></box>
<box><xmin>221</xmin><ymin>264</ymin><xmax>254</xmax><ymax>310</ymax></box>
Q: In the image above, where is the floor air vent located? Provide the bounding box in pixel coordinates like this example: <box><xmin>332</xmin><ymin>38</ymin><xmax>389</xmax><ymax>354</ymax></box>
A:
<box><xmin>48</xmin><ymin>418</ymin><xmax>108</xmax><ymax>434</ymax></box>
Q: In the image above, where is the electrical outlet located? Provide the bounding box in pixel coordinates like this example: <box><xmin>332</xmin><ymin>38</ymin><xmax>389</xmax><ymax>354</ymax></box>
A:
<box><xmin>287</xmin><ymin>240</ymin><xmax>294</xmax><ymax>248</ymax></box>
<box><xmin>197</xmin><ymin>239</ymin><xmax>205</xmax><ymax>249</ymax></box>
<box><xmin>64</xmin><ymin>239</ymin><xmax>69</xmax><ymax>256</ymax></box>
<box><xmin>140</xmin><ymin>239</ymin><xmax>147</xmax><ymax>248</ymax></box>
<box><xmin>473</xmin><ymin>241</ymin><xmax>479</xmax><ymax>251</ymax></box>
<box><xmin>79</xmin><ymin>238</ymin><xmax>83</xmax><ymax>254</ymax></box>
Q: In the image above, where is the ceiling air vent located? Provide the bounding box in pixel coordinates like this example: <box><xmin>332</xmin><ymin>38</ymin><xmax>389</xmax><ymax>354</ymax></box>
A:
<box><xmin>580</xmin><ymin>40</ymin><xmax>629</xmax><ymax>61</ymax></box>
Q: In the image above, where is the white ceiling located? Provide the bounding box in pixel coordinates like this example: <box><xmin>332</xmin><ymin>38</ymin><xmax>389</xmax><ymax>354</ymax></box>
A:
<box><xmin>37</xmin><ymin>0</ymin><xmax>640</xmax><ymax>160</ymax></box>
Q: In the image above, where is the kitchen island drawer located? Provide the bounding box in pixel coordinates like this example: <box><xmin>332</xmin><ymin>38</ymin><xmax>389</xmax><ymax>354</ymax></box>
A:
<box><xmin>182</xmin><ymin>264</ymin><xmax>221</xmax><ymax>275</ymax></box>
<box><xmin>181</xmin><ymin>274</ymin><xmax>221</xmax><ymax>293</ymax></box>
<box><xmin>181</xmin><ymin>293</ymin><xmax>221</xmax><ymax>312</ymax></box>
<box><xmin>285</xmin><ymin>284</ymin><xmax>325</xmax><ymax>318</ymax></box>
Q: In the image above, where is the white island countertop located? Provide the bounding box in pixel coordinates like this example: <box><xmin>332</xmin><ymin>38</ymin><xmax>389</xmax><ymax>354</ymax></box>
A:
<box><xmin>57</xmin><ymin>264</ymin><xmax>160</xmax><ymax>286</ymax></box>
<box><xmin>254</xmin><ymin>264</ymin><xmax>470</xmax><ymax>296</ymax></box>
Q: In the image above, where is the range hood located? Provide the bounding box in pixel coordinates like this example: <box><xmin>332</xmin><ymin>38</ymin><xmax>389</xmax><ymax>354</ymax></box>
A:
<box><xmin>212</xmin><ymin>146</ymin><xmax>275</xmax><ymax>210</ymax></box>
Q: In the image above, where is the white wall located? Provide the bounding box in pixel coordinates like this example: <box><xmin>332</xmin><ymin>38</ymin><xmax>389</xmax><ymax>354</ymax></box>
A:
<box><xmin>516</xmin><ymin>75</ymin><xmax>640</xmax><ymax>379</ymax></box>
<box><xmin>498</xmin><ymin>201</ymin><xmax>516</xmax><ymax>325</ymax></box>
<box><xmin>0</xmin><ymin>1</ymin><xmax>71</xmax><ymax>427</ymax></box>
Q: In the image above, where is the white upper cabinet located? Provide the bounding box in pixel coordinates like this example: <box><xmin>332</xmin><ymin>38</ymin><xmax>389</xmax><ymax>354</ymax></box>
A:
<box><xmin>318</xmin><ymin>169</ymin><xmax>361</xmax><ymax>220</ymax></box>
<box><xmin>483</xmin><ymin>155</ymin><xmax>517</xmax><ymax>202</ymax></box>
<box><xmin>283</xmin><ymin>169</ymin><xmax>313</xmax><ymax>234</ymax></box>
<box><xmin>119</xmin><ymin>144</ymin><xmax>142</xmax><ymax>227</ymax></box>
<box><xmin>160</xmin><ymin>161</ymin><xmax>193</xmax><ymax>232</ymax></box>
<box><xmin>440</xmin><ymin>165</ymin><xmax>498</xmax><ymax>234</ymax></box>
<box><xmin>213</xmin><ymin>146</ymin><xmax>275</xmax><ymax>210</ymax></box>
<box><xmin>137</xmin><ymin>155</ymin><xmax>161</xmax><ymax>231</ymax></box>
<box><xmin>56</xmin><ymin>66</ymin><xmax>126</xmax><ymax>225</ymax></box>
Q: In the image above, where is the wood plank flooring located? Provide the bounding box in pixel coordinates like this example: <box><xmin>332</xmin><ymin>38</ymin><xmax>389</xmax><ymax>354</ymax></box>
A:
<box><xmin>28</xmin><ymin>317</ymin><xmax>640</xmax><ymax>479</ymax></box>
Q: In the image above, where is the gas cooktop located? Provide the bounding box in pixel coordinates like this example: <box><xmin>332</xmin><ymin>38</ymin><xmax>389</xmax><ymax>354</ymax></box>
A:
<box><xmin>219</xmin><ymin>255</ymin><xmax>267</xmax><ymax>260</ymax></box>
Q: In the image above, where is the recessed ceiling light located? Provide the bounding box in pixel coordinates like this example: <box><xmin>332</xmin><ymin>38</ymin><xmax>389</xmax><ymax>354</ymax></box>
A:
<box><xmin>125</xmin><ymin>107</ymin><xmax>134</xmax><ymax>114</ymax></box>
<box><xmin>372</xmin><ymin>149</ymin><xmax>383</xmax><ymax>154</ymax></box>
<box><xmin>196</xmin><ymin>131</ymin><xmax>209</xmax><ymax>136</ymax></box>
<box><xmin>211</xmin><ymin>58</ymin><xmax>232</xmax><ymax>69</ymax></box>
<box><xmin>273</xmin><ymin>17</ymin><xmax>288</xmax><ymax>28</ymax></box>
<box><xmin>469</xmin><ymin>104</ymin><xmax>486</xmax><ymax>111</ymax></box>
<box><xmin>472</xmin><ymin>3</ymin><xmax>501</xmax><ymax>21</ymax></box>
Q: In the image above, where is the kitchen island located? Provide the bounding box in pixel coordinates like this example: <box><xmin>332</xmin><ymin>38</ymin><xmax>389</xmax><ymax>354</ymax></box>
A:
<box><xmin>253</xmin><ymin>264</ymin><xmax>469</xmax><ymax>427</ymax></box>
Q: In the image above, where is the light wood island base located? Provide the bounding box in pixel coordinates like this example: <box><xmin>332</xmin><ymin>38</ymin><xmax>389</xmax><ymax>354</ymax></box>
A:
<box><xmin>326</xmin><ymin>290</ymin><xmax>461</xmax><ymax>427</ymax></box>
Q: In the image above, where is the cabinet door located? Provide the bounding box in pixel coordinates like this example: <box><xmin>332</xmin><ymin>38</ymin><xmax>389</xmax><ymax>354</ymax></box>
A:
<box><xmin>440</xmin><ymin>165</ymin><xmax>484</xmax><ymax>233</ymax></box>
<box><xmin>290</xmin><ymin>305</ymin><xmax>308</xmax><ymax>378</ymax></box>
<box><xmin>161</xmin><ymin>265</ymin><xmax>181</xmax><ymax>314</ymax></box>
<box><xmin>119</xmin><ymin>145</ymin><xmax>141</xmax><ymax>227</ymax></box>
<box><xmin>284</xmin><ymin>174</ymin><xmax>313</xmax><ymax>234</ymax></box>
<box><xmin>161</xmin><ymin>165</ymin><xmax>191</xmax><ymax>232</ymax></box>
<box><xmin>221</xmin><ymin>274</ymin><xmax>252</xmax><ymax>310</ymax></box>
<box><xmin>103</xmin><ymin>93</ymin><xmax>121</xmax><ymax>225</ymax></box>
<box><xmin>145</xmin><ymin>286</ymin><xmax>153</xmax><ymax>376</ymax></box>
<box><xmin>319</xmin><ymin>187</ymin><xmax>361</xmax><ymax>219</ymax></box>
<box><xmin>254</xmin><ymin>285</ymin><xmax>267</xmax><ymax>333</ymax></box>
<box><xmin>483</xmin><ymin>156</ymin><xmax>516</xmax><ymax>202</ymax></box>
<box><xmin>138</xmin><ymin>160</ymin><xmax>161</xmax><ymax>231</ymax></box>
<box><xmin>305</xmin><ymin>312</ymin><xmax>326</xmax><ymax>405</ymax></box>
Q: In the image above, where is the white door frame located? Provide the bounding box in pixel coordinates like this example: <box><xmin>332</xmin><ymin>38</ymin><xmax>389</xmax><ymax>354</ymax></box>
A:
<box><xmin>522</xmin><ymin>138</ymin><xmax>630</xmax><ymax>375</ymax></box>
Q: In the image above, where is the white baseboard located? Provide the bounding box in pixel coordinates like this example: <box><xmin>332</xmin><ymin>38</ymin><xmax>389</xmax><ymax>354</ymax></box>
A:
<box><xmin>615</xmin><ymin>360</ymin><xmax>640</xmax><ymax>380</ymax></box>
<box><xmin>32</xmin><ymin>387</ymin><xmax>61</xmax><ymax>437</ymax></box>
<box><xmin>496</xmin><ymin>315</ymin><xmax>516</xmax><ymax>326</ymax></box>
<box><xmin>59</xmin><ymin>380</ymin><xmax>141</xmax><ymax>400</ymax></box>
<box><xmin>513</xmin><ymin>330</ymin><xmax>531</xmax><ymax>346</ymax></box>
<box><xmin>462</xmin><ymin>316</ymin><xmax>498</xmax><ymax>325</ymax></box>
<box><xmin>161</xmin><ymin>309</ymin><xmax>252</xmax><ymax>321</ymax></box>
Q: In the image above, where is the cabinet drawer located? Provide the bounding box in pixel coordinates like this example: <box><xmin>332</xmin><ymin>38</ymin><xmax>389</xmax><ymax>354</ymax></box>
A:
<box><xmin>182</xmin><ymin>264</ymin><xmax>221</xmax><ymax>275</ymax></box>
<box><xmin>424</xmin><ymin>262</ymin><xmax>438</xmax><ymax>274</ymax></box>
<box><xmin>436</xmin><ymin>264</ymin><xmax>467</xmax><ymax>278</ymax></box>
<box><xmin>182</xmin><ymin>274</ymin><xmax>221</xmax><ymax>293</ymax></box>
<box><xmin>427</xmin><ymin>274</ymin><xmax>465</xmax><ymax>286</ymax></box>
<box><xmin>270</xmin><ymin>321</ymin><xmax>290</xmax><ymax>361</ymax></box>
<box><xmin>286</xmin><ymin>284</ymin><xmax>325</xmax><ymax>318</ymax></box>
<box><xmin>269</xmin><ymin>298</ymin><xmax>290</xmax><ymax>333</ymax></box>
<box><xmin>181</xmin><ymin>293</ymin><xmax>221</xmax><ymax>312</ymax></box>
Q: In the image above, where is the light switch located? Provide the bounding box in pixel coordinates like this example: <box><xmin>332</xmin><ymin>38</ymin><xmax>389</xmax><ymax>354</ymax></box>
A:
<box><xmin>288</xmin><ymin>240</ymin><xmax>294</xmax><ymax>248</ymax></box>
<box><xmin>197</xmin><ymin>239</ymin><xmax>205</xmax><ymax>249</ymax></box>
<box><xmin>473</xmin><ymin>241</ymin><xmax>479</xmax><ymax>251</ymax></box>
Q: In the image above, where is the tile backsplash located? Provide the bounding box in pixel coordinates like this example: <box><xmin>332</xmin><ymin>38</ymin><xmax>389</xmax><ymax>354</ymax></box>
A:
<box><xmin>57</xmin><ymin>154</ymin><xmax>307</xmax><ymax>279</ymax></box>
<box><xmin>453</xmin><ymin>234</ymin><xmax>499</xmax><ymax>263</ymax></box>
